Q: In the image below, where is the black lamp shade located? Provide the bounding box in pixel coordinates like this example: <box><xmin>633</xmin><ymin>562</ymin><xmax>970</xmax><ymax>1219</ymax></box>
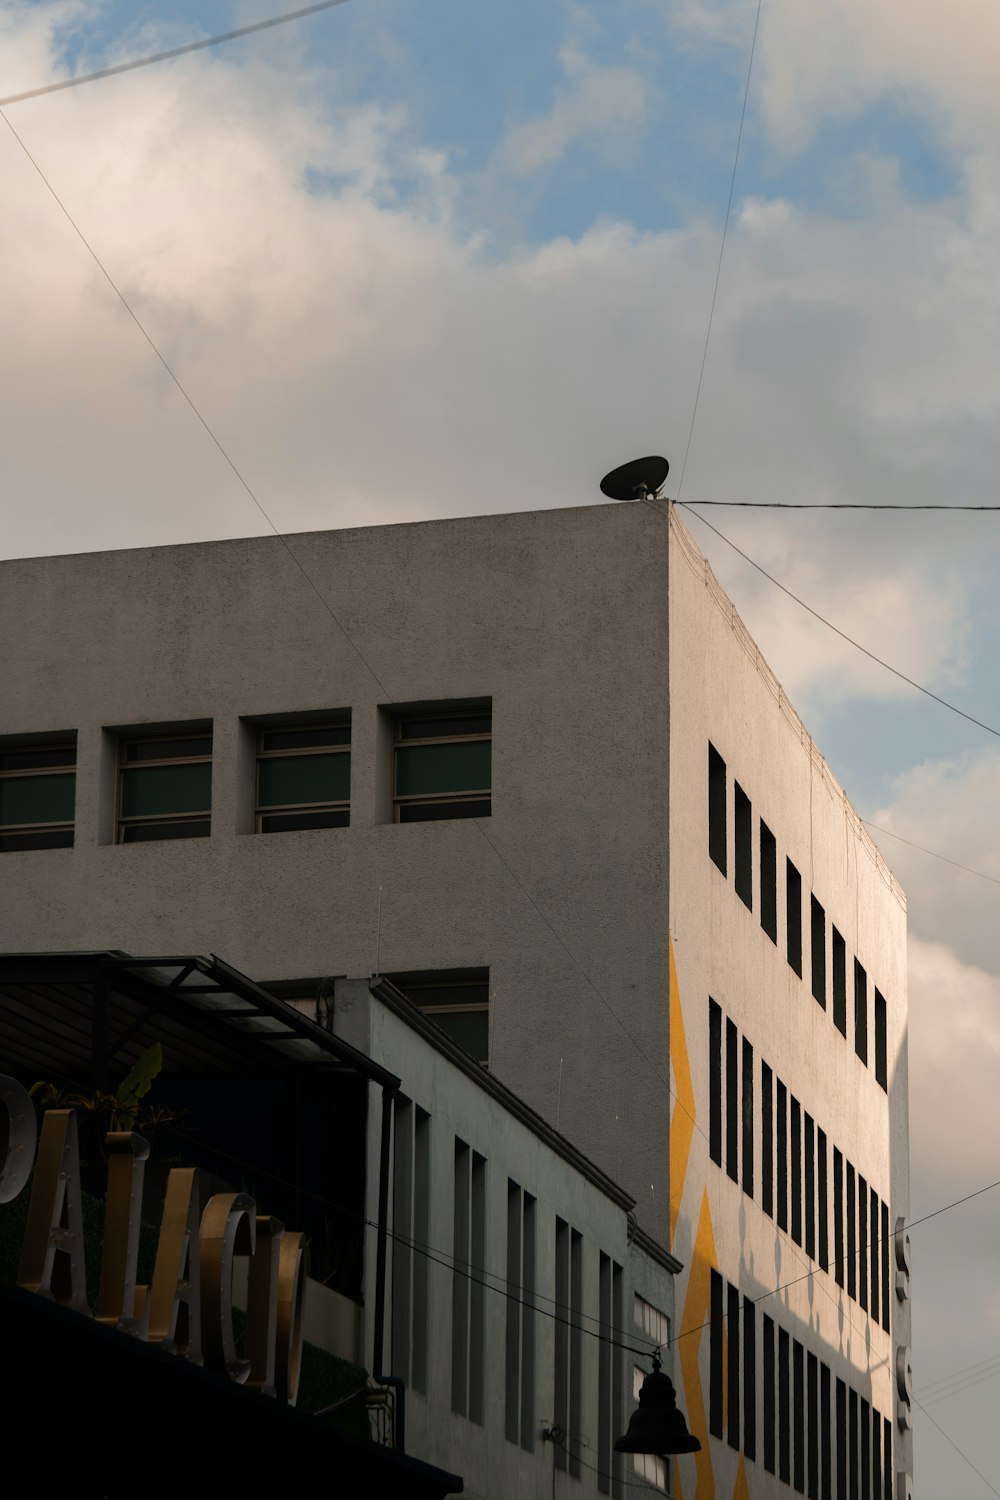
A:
<box><xmin>614</xmin><ymin>1360</ymin><xmax>702</xmax><ymax>1457</ymax></box>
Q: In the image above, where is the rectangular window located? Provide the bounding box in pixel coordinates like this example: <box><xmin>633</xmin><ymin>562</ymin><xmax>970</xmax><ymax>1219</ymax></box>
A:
<box><xmin>728</xmin><ymin>1281</ymin><xmax>741</xmax><ymax>1450</ymax></box>
<box><xmin>709</xmin><ymin>743</ymin><xmax>727</xmax><ymax>874</ymax></box>
<box><xmin>787</xmin><ymin>859</ymin><xmax>803</xmax><ymax>976</ymax></box>
<box><xmin>834</xmin><ymin>1148</ymin><xmax>844</xmax><ymax>1288</ymax></box>
<box><xmin>847</xmin><ymin>1162</ymin><xmax>857</xmax><ymax>1300</ymax></box>
<box><xmin>393</xmin><ymin>706</ymin><xmax>491</xmax><ymax>822</ymax></box>
<box><xmin>760</xmin><ymin>820</ymin><xmax>778</xmax><ymax>942</ymax></box>
<box><xmin>874</xmin><ymin>990</ymin><xmax>888</xmax><ymax>1090</ymax></box>
<box><xmin>861</xmin><ymin>1400</ymin><xmax>871</xmax><ymax>1500</ymax></box>
<box><xmin>849</xmin><ymin>1388</ymin><xmax>859</xmax><ymax>1500</ymax></box>
<box><xmin>554</xmin><ymin>1219</ymin><xmax>582</xmax><ymax>1476</ymax></box>
<box><xmin>710</xmin><ymin>1269</ymin><xmax>724</xmax><ymax>1439</ymax></box>
<box><xmin>763</xmin><ymin>1314</ymin><xmax>776</xmax><ymax>1473</ymax></box>
<box><xmin>117</xmin><ymin>731</ymin><xmax>212</xmax><ymax>842</ymax></box>
<box><xmin>858</xmin><ymin>1176</ymin><xmax>868</xmax><ymax>1312</ymax></box>
<box><xmin>412</xmin><ymin>1108</ymin><xmax>430</xmax><ymax>1393</ymax></box>
<box><xmin>836</xmin><ymin>1379</ymin><xmax>847</xmax><ymax>1500</ymax></box>
<box><xmin>818</xmin><ymin>1128</ymin><xmax>829</xmax><ymax>1274</ymax></box>
<box><xmin>569</xmin><ymin>1229</ymin><xmax>582</xmax><ymax>1480</ymax></box>
<box><xmin>255</xmin><ymin>720</ymin><xmax>350</xmax><ymax>832</ymax></box>
<box><xmin>881</xmin><ymin>1202</ymin><xmax>891</xmax><ymax>1335</ymax></box>
<box><xmin>743</xmin><ymin>1295</ymin><xmax>757</xmax><ymax>1462</ymax></box>
<box><xmin>726</xmin><ymin>1018</ymin><xmax>739</xmax><ymax>1183</ymax></box>
<box><xmin>883</xmin><ymin>1418</ymin><xmax>892</xmax><ymax>1500</ymax></box>
<box><xmin>872</xmin><ymin>1407</ymin><xmax>882</xmax><ymax>1500</ymax></box>
<box><xmin>854</xmin><ymin>959</ymin><xmax>868</xmax><ymax>1064</ymax></box>
<box><xmin>794</xmin><ymin>1339</ymin><xmax>805</xmax><ymax>1493</ymax></box>
<box><xmin>506</xmin><ymin>1183</ymin><xmax>523</xmax><ymax>1444</ymax></box>
<box><xmin>633</xmin><ymin>1294</ymin><xmax>669</xmax><ymax>1490</ymax></box>
<box><xmin>821</xmin><ymin>1363</ymin><xmax>832</xmax><ymax>1500</ymax></box>
<box><xmin>390</xmin><ymin>970</ymin><xmax>490</xmax><ymax>1067</ymax></box>
<box><xmin>791</xmin><ymin>1096</ymin><xmax>803</xmax><ymax>1246</ymax></box>
<box><xmin>742</xmin><ymin>1037</ymin><xmax>754</xmax><ymax>1199</ymax></box>
<box><xmin>811</xmin><ymin>896</ymin><xmax>827</xmax><ymax>1008</ymax></box>
<box><xmin>709</xmin><ymin>999</ymin><xmax>723</xmax><ymax>1167</ymax></box>
<box><xmin>779</xmin><ymin>1326</ymin><xmax>791</xmax><ymax>1484</ymax></box>
<box><xmin>392</xmin><ymin>1096</ymin><xmax>414</xmax><ymax>1384</ymax></box>
<box><xmin>833</xmin><ymin>928</ymin><xmax>847</xmax><ymax>1036</ymax></box>
<box><xmin>0</xmin><ymin>738</ymin><xmax>76</xmax><ymax>851</ymax></box>
<box><xmin>734</xmin><ymin>782</ymin><xmax>753</xmax><ymax>909</ymax></box>
<box><xmin>777</xmin><ymin>1081</ymin><xmax>788</xmax><ymax>1231</ymax></box>
<box><xmin>762</xmin><ymin>1061</ymin><xmax>774</xmax><ymax>1217</ymax></box>
<box><xmin>805</xmin><ymin>1112</ymin><xmax>816</xmax><ymax>1259</ymax></box>
<box><xmin>868</xmin><ymin>1188</ymin><xmax>879</xmax><ymax>1323</ymax></box>
<box><xmin>808</xmin><ymin>1352</ymin><xmax>820</xmax><ymax>1500</ymax></box>
<box><xmin>451</xmin><ymin>1140</ymin><xmax>486</xmax><ymax>1422</ymax></box>
<box><xmin>633</xmin><ymin>1366</ymin><xmax>668</xmax><ymax>1491</ymax></box>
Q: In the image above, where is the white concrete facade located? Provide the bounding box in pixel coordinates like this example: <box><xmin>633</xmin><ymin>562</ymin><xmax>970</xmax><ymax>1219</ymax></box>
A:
<box><xmin>0</xmin><ymin>499</ymin><xmax>911</xmax><ymax>1498</ymax></box>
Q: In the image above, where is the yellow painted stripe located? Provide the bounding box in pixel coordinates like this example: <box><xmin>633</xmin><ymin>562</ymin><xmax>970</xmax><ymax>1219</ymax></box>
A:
<box><xmin>668</xmin><ymin>935</ymin><xmax>696</xmax><ymax>1252</ymax></box>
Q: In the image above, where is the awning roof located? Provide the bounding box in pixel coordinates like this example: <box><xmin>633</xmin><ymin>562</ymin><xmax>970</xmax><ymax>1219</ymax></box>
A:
<box><xmin>0</xmin><ymin>951</ymin><xmax>399</xmax><ymax>1092</ymax></box>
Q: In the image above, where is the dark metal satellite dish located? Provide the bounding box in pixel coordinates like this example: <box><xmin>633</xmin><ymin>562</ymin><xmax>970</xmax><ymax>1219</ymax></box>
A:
<box><xmin>599</xmin><ymin>455</ymin><xmax>670</xmax><ymax>502</ymax></box>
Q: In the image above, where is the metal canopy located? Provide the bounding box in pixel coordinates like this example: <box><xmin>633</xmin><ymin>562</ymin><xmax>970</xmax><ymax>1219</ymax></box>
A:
<box><xmin>0</xmin><ymin>950</ymin><xmax>400</xmax><ymax>1093</ymax></box>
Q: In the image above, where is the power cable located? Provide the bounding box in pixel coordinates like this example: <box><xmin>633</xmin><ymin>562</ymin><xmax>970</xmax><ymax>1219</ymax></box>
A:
<box><xmin>682</xmin><ymin>500</ymin><xmax>1000</xmax><ymax>511</ymax></box>
<box><xmin>676</xmin><ymin>0</ymin><xmax>763</xmax><ymax>499</ymax></box>
<box><xmin>0</xmin><ymin>0</ymin><xmax>353</xmax><ymax>108</ymax></box>
<box><xmin>862</xmin><ymin>821</ymin><xmax>1000</xmax><ymax>889</ymax></box>
<box><xmin>0</xmin><ymin>104</ymin><xmax>389</xmax><ymax>698</ymax></box>
<box><xmin>665</xmin><ymin>499</ymin><xmax>1000</xmax><ymax>741</ymax></box>
<box><xmin>912</xmin><ymin>1397</ymin><xmax>1000</xmax><ymax>1500</ymax></box>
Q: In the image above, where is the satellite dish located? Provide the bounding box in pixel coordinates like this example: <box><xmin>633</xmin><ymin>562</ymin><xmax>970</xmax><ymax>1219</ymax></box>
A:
<box><xmin>599</xmin><ymin>455</ymin><xmax>670</xmax><ymax>502</ymax></box>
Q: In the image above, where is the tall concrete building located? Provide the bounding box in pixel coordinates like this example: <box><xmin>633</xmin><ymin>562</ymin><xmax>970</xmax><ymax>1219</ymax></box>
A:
<box><xmin>0</xmin><ymin>500</ymin><xmax>911</xmax><ymax>1498</ymax></box>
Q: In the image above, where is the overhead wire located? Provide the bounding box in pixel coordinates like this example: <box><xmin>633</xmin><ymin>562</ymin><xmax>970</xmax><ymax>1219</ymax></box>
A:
<box><xmin>861</xmin><ymin>821</ymin><xmax>1000</xmax><ymax>889</ymax></box>
<box><xmin>676</xmin><ymin>0</ymin><xmax>763</xmax><ymax>499</ymax></box>
<box><xmin>912</xmin><ymin>1398</ymin><xmax>1000</xmax><ymax>1500</ymax></box>
<box><xmin>661</xmin><ymin>499</ymin><xmax>1000</xmax><ymax>740</ymax></box>
<box><xmin>682</xmin><ymin>500</ymin><xmax>1000</xmax><ymax>511</ymax></box>
<box><xmin>0</xmin><ymin>103</ymin><xmax>389</xmax><ymax>698</ymax></box>
<box><xmin>0</xmin><ymin>0</ymin><xmax>353</xmax><ymax>108</ymax></box>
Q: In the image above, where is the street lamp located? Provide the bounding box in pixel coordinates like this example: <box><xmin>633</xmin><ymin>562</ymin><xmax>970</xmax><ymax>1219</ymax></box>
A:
<box><xmin>614</xmin><ymin>1354</ymin><xmax>702</xmax><ymax>1456</ymax></box>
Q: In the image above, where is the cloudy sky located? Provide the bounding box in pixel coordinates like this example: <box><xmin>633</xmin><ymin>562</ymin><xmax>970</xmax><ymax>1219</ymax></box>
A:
<box><xmin>2</xmin><ymin>1</ymin><xmax>999</xmax><ymax>1491</ymax></box>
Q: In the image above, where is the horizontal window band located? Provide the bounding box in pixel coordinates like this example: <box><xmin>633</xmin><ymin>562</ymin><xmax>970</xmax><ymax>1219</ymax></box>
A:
<box><xmin>1</xmin><ymin>828</ymin><xmax>74</xmax><ymax>851</ymax></box>
<box><xmin>118</xmin><ymin>809</ymin><xmax>211</xmax><ymax>823</ymax></box>
<box><xmin>257</xmin><ymin>746</ymin><xmax>350</xmax><ymax>759</ymax></box>
<box><xmin>397</xmin><ymin>799</ymin><xmax>491</xmax><ymax>823</ymax></box>
<box><xmin>119</xmin><ymin>819</ymin><xmax>210</xmax><ymax>843</ymax></box>
<box><xmin>0</xmin><ymin>819</ymin><xmax>75</xmax><ymax>832</ymax></box>
<box><xmin>257</xmin><ymin>809</ymin><xmax>350</xmax><ymax>833</ymax></box>
<box><xmin>254</xmin><ymin>799</ymin><xmax>350</xmax><ymax>814</ymax></box>
<box><xmin>393</xmin><ymin>789</ymin><xmax>491</xmax><ymax>803</ymax></box>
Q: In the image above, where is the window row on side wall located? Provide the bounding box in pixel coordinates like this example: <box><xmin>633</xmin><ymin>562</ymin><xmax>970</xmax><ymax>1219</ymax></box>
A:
<box><xmin>392</xmin><ymin>1105</ymin><xmax>671</xmax><ymax>1495</ymax></box>
<box><xmin>709</xmin><ymin>999</ymin><xmax>892</xmax><ymax>1333</ymax></box>
<box><xmin>709</xmin><ymin>1267</ymin><xmax>894</xmax><ymax>1500</ymax></box>
<box><xmin>708</xmin><ymin>741</ymin><xmax>890</xmax><ymax>1092</ymax></box>
<box><xmin>0</xmin><ymin>705</ymin><xmax>492</xmax><ymax>850</ymax></box>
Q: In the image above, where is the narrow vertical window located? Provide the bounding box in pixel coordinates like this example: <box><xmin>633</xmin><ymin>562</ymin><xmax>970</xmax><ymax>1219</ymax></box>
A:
<box><xmin>469</xmin><ymin>1151</ymin><xmax>486</xmax><ymax>1424</ymax></box>
<box><xmin>392</xmin><ymin>1097</ymin><xmax>413</xmax><ymax>1382</ymax></box>
<box><xmin>861</xmin><ymin>1400</ymin><xmax>871</xmax><ymax>1500</ymax></box>
<box><xmin>743</xmin><ymin>1295</ymin><xmax>757</xmax><ymax>1461</ymax></box>
<box><xmin>854</xmin><ymin>959</ymin><xmax>868</xmax><ymax>1064</ymax></box>
<box><xmin>833</xmin><ymin>1148</ymin><xmax>844</xmax><ymax>1288</ymax></box>
<box><xmin>554</xmin><ymin>1219</ymin><xmax>569</xmax><ymax>1471</ymax></box>
<box><xmin>777</xmin><ymin>1081</ymin><xmax>788</xmax><ymax>1231</ymax></box>
<box><xmin>412</xmin><ymin>1108</ymin><xmax>430</xmax><ymax>1393</ymax></box>
<box><xmin>833</xmin><ymin>928</ymin><xmax>847</xmax><ymax>1036</ymax></box>
<box><xmin>805</xmin><ymin>1113</ymin><xmax>816</xmax><ymax>1259</ymax></box>
<box><xmin>874</xmin><ymin>989</ymin><xmax>888</xmax><ymax>1090</ymax></box>
<box><xmin>452</xmin><ymin>1140</ymin><xmax>470</xmax><ymax>1417</ymax></box>
<box><xmin>762</xmin><ymin>1061</ymin><xmax>774</xmax><ymax>1217</ymax></box>
<box><xmin>807</xmin><ymin>1352</ymin><xmax>819</xmax><ymax>1500</ymax></box>
<box><xmin>760</xmin><ymin>820</ymin><xmax>778</xmax><ymax>941</ymax></box>
<box><xmin>786</xmin><ymin>860</ymin><xmax>803</xmax><ymax>976</ymax></box>
<box><xmin>881</xmin><ymin>1202</ymin><xmax>891</xmax><ymax>1335</ymax></box>
<box><xmin>847</xmin><ymin>1162</ymin><xmax>857</xmax><ymax>1300</ymax></box>
<box><xmin>728</xmin><ymin>1282</ymin><xmax>741</xmax><ymax>1450</ymax></box>
<box><xmin>742</xmin><ymin>1037</ymin><xmax>754</xmax><ymax>1199</ymax></box>
<box><xmin>569</xmin><ymin>1229</ymin><xmax>583</xmax><ymax>1479</ymax></box>
<box><xmin>883</xmin><ymin>1418</ymin><xmax>892</xmax><ymax>1500</ymax></box>
<box><xmin>872</xmin><ymin>1406</ymin><xmax>882</xmax><ymax>1500</ymax></box>
<box><xmin>709</xmin><ymin>999</ymin><xmax>722</xmax><ymax>1167</ymax></box>
<box><xmin>849</xmin><ymin>1388</ymin><xmax>859</xmax><ymax>1500</ymax></box>
<box><xmin>818</xmin><ymin>1128</ymin><xmax>829</xmax><ymax>1273</ymax></box>
<box><xmin>791</xmin><ymin>1096</ymin><xmax>802</xmax><ymax>1246</ymax></box>
<box><xmin>794</xmin><ymin>1339</ymin><xmax>805</xmax><ymax>1494</ymax></box>
<box><xmin>506</xmin><ymin>1182</ymin><xmax>523</xmax><ymax>1444</ymax></box>
<box><xmin>726</xmin><ymin>1018</ymin><xmax>739</xmax><ymax>1183</ymax></box>
<box><xmin>521</xmin><ymin>1195</ymin><xmax>536</xmax><ymax>1453</ymax></box>
<box><xmin>709</xmin><ymin>744</ymin><xmax>727</xmax><ymax>874</ymax></box>
<box><xmin>836</xmin><ymin>1379</ymin><xmax>847</xmax><ymax>1500</ymax></box>
<box><xmin>763</xmin><ymin>1314</ymin><xmax>776</xmax><ymax>1473</ymax></box>
<box><xmin>779</xmin><ymin>1327</ymin><xmax>791</xmax><ymax>1484</ymax></box>
<box><xmin>734</xmin><ymin>782</ymin><xmax>753</xmax><ymax>909</ymax></box>
<box><xmin>710</xmin><ymin>1270</ymin><xmax>724</xmax><ymax>1438</ymax></box>
<box><xmin>811</xmin><ymin>896</ymin><xmax>827</xmax><ymax>1008</ymax></box>
<box><xmin>821</xmin><ymin>1363</ymin><xmax>832</xmax><ymax>1500</ymax></box>
<box><xmin>858</xmin><ymin>1175</ymin><xmax>868</xmax><ymax>1312</ymax></box>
